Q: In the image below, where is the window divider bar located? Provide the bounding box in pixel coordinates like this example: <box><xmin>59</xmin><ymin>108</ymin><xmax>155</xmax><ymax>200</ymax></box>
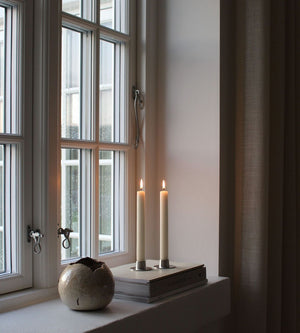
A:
<box><xmin>62</xmin><ymin>12</ymin><xmax>98</xmax><ymax>32</ymax></box>
<box><xmin>0</xmin><ymin>1</ymin><xmax>23</xmax><ymax>7</ymax></box>
<box><xmin>62</xmin><ymin>12</ymin><xmax>131</xmax><ymax>42</ymax></box>
<box><xmin>60</xmin><ymin>139</ymin><xmax>131</xmax><ymax>151</ymax></box>
<box><xmin>62</xmin><ymin>14</ymin><xmax>130</xmax><ymax>43</ymax></box>
<box><xmin>98</xmin><ymin>142</ymin><xmax>132</xmax><ymax>151</ymax></box>
<box><xmin>100</xmin><ymin>26</ymin><xmax>130</xmax><ymax>43</ymax></box>
<box><xmin>0</xmin><ymin>134</ymin><xmax>24</xmax><ymax>143</ymax></box>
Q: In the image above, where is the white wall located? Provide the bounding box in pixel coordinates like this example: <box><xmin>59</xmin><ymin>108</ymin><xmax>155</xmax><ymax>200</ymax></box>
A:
<box><xmin>156</xmin><ymin>0</ymin><xmax>220</xmax><ymax>275</ymax></box>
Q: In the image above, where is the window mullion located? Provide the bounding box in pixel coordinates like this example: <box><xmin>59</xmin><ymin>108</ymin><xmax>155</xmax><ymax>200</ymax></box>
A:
<box><xmin>93</xmin><ymin>27</ymin><xmax>100</xmax><ymax>257</ymax></box>
<box><xmin>32</xmin><ymin>0</ymin><xmax>60</xmax><ymax>289</ymax></box>
<box><xmin>95</xmin><ymin>0</ymin><xmax>100</xmax><ymax>25</ymax></box>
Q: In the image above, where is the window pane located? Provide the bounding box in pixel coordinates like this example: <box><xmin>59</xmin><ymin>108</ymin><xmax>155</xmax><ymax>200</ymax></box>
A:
<box><xmin>0</xmin><ymin>144</ymin><xmax>20</xmax><ymax>276</ymax></box>
<box><xmin>61</xmin><ymin>28</ymin><xmax>80</xmax><ymax>140</ymax></box>
<box><xmin>61</xmin><ymin>148</ymin><xmax>81</xmax><ymax>260</ymax></box>
<box><xmin>100</xmin><ymin>40</ymin><xmax>126</xmax><ymax>143</ymax></box>
<box><xmin>99</xmin><ymin>150</ymin><xmax>125</xmax><ymax>255</ymax></box>
<box><xmin>0</xmin><ymin>145</ymin><xmax>4</xmax><ymax>273</ymax></box>
<box><xmin>62</xmin><ymin>0</ymin><xmax>94</xmax><ymax>22</ymax></box>
<box><xmin>61</xmin><ymin>28</ymin><xmax>81</xmax><ymax>140</ymax></box>
<box><xmin>100</xmin><ymin>0</ymin><xmax>128</xmax><ymax>34</ymax></box>
<box><xmin>61</xmin><ymin>28</ymin><xmax>93</xmax><ymax>140</ymax></box>
<box><xmin>100</xmin><ymin>40</ymin><xmax>113</xmax><ymax>142</ymax></box>
<box><xmin>0</xmin><ymin>7</ymin><xmax>20</xmax><ymax>135</ymax></box>
<box><xmin>0</xmin><ymin>8</ymin><xmax>4</xmax><ymax>134</ymax></box>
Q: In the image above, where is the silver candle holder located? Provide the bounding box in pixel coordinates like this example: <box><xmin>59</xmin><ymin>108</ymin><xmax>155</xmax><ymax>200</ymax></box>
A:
<box><xmin>154</xmin><ymin>259</ymin><xmax>176</xmax><ymax>269</ymax></box>
<box><xmin>130</xmin><ymin>260</ymin><xmax>152</xmax><ymax>271</ymax></box>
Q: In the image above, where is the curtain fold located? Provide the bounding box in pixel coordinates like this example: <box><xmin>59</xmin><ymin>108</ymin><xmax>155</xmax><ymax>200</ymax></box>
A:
<box><xmin>234</xmin><ymin>1</ymin><xmax>269</xmax><ymax>331</ymax></box>
<box><xmin>220</xmin><ymin>0</ymin><xmax>300</xmax><ymax>332</ymax></box>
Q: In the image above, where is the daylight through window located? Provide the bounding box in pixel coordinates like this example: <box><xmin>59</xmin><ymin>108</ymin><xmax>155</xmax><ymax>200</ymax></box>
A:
<box><xmin>61</xmin><ymin>0</ymin><xmax>130</xmax><ymax>263</ymax></box>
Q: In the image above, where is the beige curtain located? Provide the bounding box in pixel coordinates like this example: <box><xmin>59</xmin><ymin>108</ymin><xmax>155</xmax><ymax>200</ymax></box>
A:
<box><xmin>220</xmin><ymin>0</ymin><xmax>300</xmax><ymax>332</ymax></box>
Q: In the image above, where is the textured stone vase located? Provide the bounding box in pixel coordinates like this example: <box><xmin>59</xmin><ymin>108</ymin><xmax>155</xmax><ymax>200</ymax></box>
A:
<box><xmin>58</xmin><ymin>257</ymin><xmax>115</xmax><ymax>310</ymax></box>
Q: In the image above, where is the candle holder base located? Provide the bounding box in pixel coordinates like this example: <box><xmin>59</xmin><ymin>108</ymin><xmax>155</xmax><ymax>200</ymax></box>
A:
<box><xmin>130</xmin><ymin>260</ymin><xmax>152</xmax><ymax>271</ymax></box>
<box><xmin>154</xmin><ymin>259</ymin><xmax>176</xmax><ymax>269</ymax></box>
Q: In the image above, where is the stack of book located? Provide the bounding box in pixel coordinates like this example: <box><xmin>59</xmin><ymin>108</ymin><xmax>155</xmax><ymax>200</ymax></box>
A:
<box><xmin>111</xmin><ymin>260</ymin><xmax>207</xmax><ymax>303</ymax></box>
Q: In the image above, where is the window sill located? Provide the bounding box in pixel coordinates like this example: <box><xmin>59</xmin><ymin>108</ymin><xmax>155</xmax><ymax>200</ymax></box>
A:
<box><xmin>0</xmin><ymin>287</ymin><xmax>58</xmax><ymax>313</ymax></box>
<box><xmin>0</xmin><ymin>277</ymin><xmax>230</xmax><ymax>333</ymax></box>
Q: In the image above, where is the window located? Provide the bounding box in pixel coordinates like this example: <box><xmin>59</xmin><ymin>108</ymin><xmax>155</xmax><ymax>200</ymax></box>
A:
<box><xmin>0</xmin><ymin>0</ymin><xmax>32</xmax><ymax>294</ymax></box>
<box><xmin>60</xmin><ymin>0</ymin><xmax>134</xmax><ymax>265</ymax></box>
<box><xmin>0</xmin><ymin>0</ymin><xmax>135</xmax><ymax>299</ymax></box>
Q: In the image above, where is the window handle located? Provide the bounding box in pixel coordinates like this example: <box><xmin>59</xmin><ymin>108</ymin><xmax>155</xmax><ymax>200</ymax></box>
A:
<box><xmin>57</xmin><ymin>227</ymin><xmax>73</xmax><ymax>249</ymax></box>
<box><xmin>132</xmin><ymin>86</ymin><xmax>144</xmax><ymax>149</ymax></box>
<box><xmin>27</xmin><ymin>226</ymin><xmax>44</xmax><ymax>255</ymax></box>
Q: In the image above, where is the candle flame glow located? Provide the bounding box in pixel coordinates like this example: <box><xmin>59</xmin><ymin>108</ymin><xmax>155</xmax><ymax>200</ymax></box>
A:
<box><xmin>162</xmin><ymin>179</ymin><xmax>166</xmax><ymax>190</ymax></box>
<box><xmin>140</xmin><ymin>178</ymin><xmax>144</xmax><ymax>190</ymax></box>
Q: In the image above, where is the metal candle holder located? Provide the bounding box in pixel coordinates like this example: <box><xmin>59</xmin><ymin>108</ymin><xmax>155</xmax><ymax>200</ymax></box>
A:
<box><xmin>130</xmin><ymin>260</ymin><xmax>152</xmax><ymax>271</ymax></box>
<box><xmin>154</xmin><ymin>259</ymin><xmax>176</xmax><ymax>269</ymax></box>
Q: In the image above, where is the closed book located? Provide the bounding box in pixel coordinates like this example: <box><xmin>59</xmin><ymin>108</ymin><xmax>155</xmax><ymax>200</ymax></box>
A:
<box><xmin>111</xmin><ymin>260</ymin><xmax>207</xmax><ymax>303</ymax></box>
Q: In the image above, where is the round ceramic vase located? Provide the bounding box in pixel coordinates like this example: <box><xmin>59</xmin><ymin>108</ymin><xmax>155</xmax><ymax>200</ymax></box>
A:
<box><xmin>58</xmin><ymin>257</ymin><xmax>115</xmax><ymax>311</ymax></box>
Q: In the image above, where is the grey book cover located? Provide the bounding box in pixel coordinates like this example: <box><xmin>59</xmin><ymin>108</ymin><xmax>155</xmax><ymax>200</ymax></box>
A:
<box><xmin>111</xmin><ymin>260</ymin><xmax>207</xmax><ymax>303</ymax></box>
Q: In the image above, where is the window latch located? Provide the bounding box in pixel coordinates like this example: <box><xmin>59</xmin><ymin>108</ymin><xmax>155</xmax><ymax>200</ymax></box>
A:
<box><xmin>57</xmin><ymin>227</ymin><xmax>73</xmax><ymax>249</ymax></box>
<box><xmin>132</xmin><ymin>86</ymin><xmax>144</xmax><ymax>149</ymax></box>
<box><xmin>27</xmin><ymin>226</ymin><xmax>44</xmax><ymax>255</ymax></box>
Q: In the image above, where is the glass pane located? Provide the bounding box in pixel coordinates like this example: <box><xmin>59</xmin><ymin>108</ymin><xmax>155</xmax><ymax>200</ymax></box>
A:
<box><xmin>0</xmin><ymin>144</ymin><xmax>19</xmax><ymax>276</ymax></box>
<box><xmin>0</xmin><ymin>145</ymin><xmax>4</xmax><ymax>273</ymax></box>
<box><xmin>0</xmin><ymin>6</ymin><xmax>22</xmax><ymax>135</ymax></box>
<box><xmin>62</xmin><ymin>0</ymin><xmax>81</xmax><ymax>16</ymax></box>
<box><xmin>99</xmin><ymin>150</ymin><xmax>125</xmax><ymax>255</ymax></box>
<box><xmin>100</xmin><ymin>0</ymin><xmax>128</xmax><ymax>34</ymax></box>
<box><xmin>61</xmin><ymin>28</ymin><xmax>81</xmax><ymax>140</ymax></box>
<box><xmin>0</xmin><ymin>8</ymin><xmax>4</xmax><ymax>134</ymax></box>
<box><xmin>61</xmin><ymin>149</ymin><xmax>81</xmax><ymax>260</ymax></box>
<box><xmin>0</xmin><ymin>7</ymin><xmax>19</xmax><ymax>135</ymax></box>
<box><xmin>62</xmin><ymin>0</ymin><xmax>94</xmax><ymax>22</ymax></box>
<box><xmin>100</xmin><ymin>40</ymin><xmax>126</xmax><ymax>143</ymax></box>
<box><xmin>100</xmin><ymin>40</ymin><xmax>114</xmax><ymax>142</ymax></box>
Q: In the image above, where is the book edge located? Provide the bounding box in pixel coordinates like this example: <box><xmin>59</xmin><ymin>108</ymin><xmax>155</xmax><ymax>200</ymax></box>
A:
<box><xmin>113</xmin><ymin>279</ymin><xmax>208</xmax><ymax>303</ymax></box>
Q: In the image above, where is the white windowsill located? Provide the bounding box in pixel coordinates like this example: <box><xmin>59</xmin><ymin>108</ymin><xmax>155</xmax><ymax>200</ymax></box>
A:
<box><xmin>0</xmin><ymin>277</ymin><xmax>230</xmax><ymax>333</ymax></box>
<box><xmin>0</xmin><ymin>287</ymin><xmax>59</xmax><ymax>313</ymax></box>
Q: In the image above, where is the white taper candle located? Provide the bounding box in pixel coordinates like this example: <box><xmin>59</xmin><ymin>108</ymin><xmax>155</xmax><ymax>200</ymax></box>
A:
<box><xmin>136</xmin><ymin>179</ymin><xmax>145</xmax><ymax>261</ymax></box>
<box><xmin>160</xmin><ymin>180</ymin><xmax>168</xmax><ymax>260</ymax></box>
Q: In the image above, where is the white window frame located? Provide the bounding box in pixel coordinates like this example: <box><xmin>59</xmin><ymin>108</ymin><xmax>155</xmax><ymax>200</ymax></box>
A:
<box><xmin>0</xmin><ymin>0</ymin><xmax>136</xmax><ymax>302</ymax></box>
<box><xmin>59</xmin><ymin>0</ymin><xmax>136</xmax><ymax>270</ymax></box>
<box><xmin>0</xmin><ymin>0</ymin><xmax>33</xmax><ymax>295</ymax></box>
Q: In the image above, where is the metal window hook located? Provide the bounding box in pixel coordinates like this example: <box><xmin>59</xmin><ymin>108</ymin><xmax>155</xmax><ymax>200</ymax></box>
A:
<box><xmin>132</xmin><ymin>86</ymin><xmax>144</xmax><ymax>149</ymax></box>
<box><xmin>27</xmin><ymin>226</ymin><xmax>44</xmax><ymax>255</ymax></box>
<box><xmin>57</xmin><ymin>227</ymin><xmax>73</xmax><ymax>249</ymax></box>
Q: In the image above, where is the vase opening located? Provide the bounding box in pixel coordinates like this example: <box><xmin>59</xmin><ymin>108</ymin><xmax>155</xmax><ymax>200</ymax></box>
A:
<box><xmin>72</xmin><ymin>257</ymin><xmax>104</xmax><ymax>272</ymax></box>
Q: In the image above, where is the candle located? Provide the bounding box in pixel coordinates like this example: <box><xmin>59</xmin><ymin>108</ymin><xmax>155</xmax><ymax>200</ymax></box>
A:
<box><xmin>136</xmin><ymin>179</ymin><xmax>145</xmax><ymax>262</ymax></box>
<box><xmin>160</xmin><ymin>179</ymin><xmax>168</xmax><ymax>261</ymax></box>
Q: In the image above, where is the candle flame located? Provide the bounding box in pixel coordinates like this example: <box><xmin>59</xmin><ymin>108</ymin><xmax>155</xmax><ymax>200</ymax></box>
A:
<box><xmin>139</xmin><ymin>178</ymin><xmax>144</xmax><ymax>190</ymax></box>
<box><xmin>162</xmin><ymin>179</ymin><xmax>166</xmax><ymax>190</ymax></box>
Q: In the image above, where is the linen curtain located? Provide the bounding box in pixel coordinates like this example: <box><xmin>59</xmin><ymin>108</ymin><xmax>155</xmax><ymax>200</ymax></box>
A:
<box><xmin>220</xmin><ymin>0</ymin><xmax>300</xmax><ymax>332</ymax></box>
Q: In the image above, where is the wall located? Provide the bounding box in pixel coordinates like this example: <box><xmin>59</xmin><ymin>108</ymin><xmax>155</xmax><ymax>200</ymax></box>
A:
<box><xmin>156</xmin><ymin>0</ymin><xmax>220</xmax><ymax>275</ymax></box>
